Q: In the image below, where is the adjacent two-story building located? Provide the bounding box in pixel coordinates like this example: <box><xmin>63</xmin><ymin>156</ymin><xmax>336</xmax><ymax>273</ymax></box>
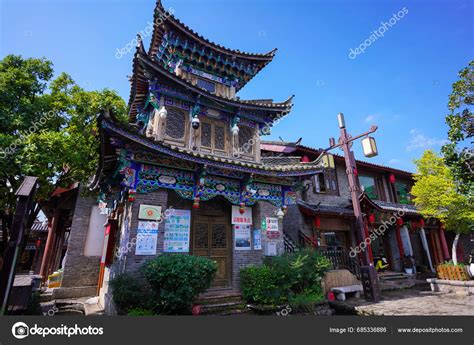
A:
<box><xmin>261</xmin><ymin>140</ymin><xmax>460</xmax><ymax>275</ymax></box>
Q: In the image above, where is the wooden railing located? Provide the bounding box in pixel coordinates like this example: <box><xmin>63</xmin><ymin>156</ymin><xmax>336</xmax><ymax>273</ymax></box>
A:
<box><xmin>318</xmin><ymin>246</ymin><xmax>361</xmax><ymax>279</ymax></box>
<box><xmin>284</xmin><ymin>231</ymin><xmax>361</xmax><ymax>279</ymax></box>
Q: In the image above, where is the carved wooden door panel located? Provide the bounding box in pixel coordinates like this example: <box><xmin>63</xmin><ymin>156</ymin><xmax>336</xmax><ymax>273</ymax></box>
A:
<box><xmin>192</xmin><ymin>215</ymin><xmax>231</xmax><ymax>287</ymax></box>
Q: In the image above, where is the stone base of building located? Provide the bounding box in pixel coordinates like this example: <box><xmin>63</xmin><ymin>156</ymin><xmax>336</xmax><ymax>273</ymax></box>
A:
<box><xmin>426</xmin><ymin>278</ymin><xmax>474</xmax><ymax>295</ymax></box>
<box><xmin>52</xmin><ymin>286</ymin><xmax>97</xmax><ymax>300</ymax></box>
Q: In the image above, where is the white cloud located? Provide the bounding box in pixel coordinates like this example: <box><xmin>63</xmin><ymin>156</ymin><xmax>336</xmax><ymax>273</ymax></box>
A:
<box><xmin>388</xmin><ymin>159</ymin><xmax>401</xmax><ymax>165</ymax></box>
<box><xmin>365</xmin><ymin>115</ymin><xmax>376</xmax><ymax>123</ymax></box>
<box><xmin>406</xmin><ymin>129</ymin><xmax>448</xmax><ymax>152</ymax></box>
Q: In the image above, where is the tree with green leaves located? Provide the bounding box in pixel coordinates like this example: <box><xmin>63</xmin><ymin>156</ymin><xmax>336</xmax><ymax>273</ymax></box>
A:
<box><xmin>441</xmin><ymin>61</ymin><xmax>473</xmax><ymax>198</ymax></box>
<box><xmin>0</xmin><ymin>55</ymin><xmax>127</xmax><ymax>258</ymax></box>
<box><xmin>411</xmin><ymin>150</ymin><xmax>473</xmax><ymax>264</ymax></box>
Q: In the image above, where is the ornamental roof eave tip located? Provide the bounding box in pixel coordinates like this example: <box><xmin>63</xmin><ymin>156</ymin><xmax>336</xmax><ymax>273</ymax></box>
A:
<box><xmin>154</xmin><ymin>0</ymin><xmax>277</xmax><ymax>60</ymax></box>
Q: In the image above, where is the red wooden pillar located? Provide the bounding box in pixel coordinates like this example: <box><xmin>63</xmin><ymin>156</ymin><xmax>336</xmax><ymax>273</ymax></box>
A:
<box><xmin>429</xmin><ymin>231</ymin><xmax>440</xmax><ymax>265</ymax></box>
<box><xmin>39</xmin><ymin>210</ymin><xmax>60</xmax><ymax>281</ymax></box>
<box><xmin>438</xmin><ymin>225</ymin><xmax>450</xmax><ymax>261</ymax></box>
<box><xmin>395</xmin><ymin>223</ymin><xmax>404</xmax><ymax>261</ymax></box>
<box><xmin>364</xmin><ymin>221</ymin><xmax>374</xmax><ymax>264</ymax></box>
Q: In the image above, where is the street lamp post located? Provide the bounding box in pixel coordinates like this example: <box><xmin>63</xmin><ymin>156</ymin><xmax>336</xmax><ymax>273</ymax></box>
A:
<box><xmin>317</xmin><ymin>113</ymin><xmax>381</xmax><ymax>302</ymax></box>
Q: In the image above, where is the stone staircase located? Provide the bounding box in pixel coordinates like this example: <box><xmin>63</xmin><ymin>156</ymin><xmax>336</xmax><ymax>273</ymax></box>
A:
<box><xmin>378</xmin><ymin>272</ymin><xmax>416</xmax><ymax>290</ymax></box>
<box><xmin>195</xmin><ymin>291</ymin><xmax>250</xmax><ymax>315</ymax></box>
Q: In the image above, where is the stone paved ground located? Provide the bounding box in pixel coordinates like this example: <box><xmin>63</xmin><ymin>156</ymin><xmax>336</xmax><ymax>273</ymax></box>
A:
<box><xmin>330</xmin><ymin>288</ymin><xmax>474</xmax><ymax>316</ymax></box>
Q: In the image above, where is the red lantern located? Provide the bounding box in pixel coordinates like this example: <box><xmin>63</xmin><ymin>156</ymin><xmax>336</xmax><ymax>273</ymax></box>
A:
<box><xmin>314</xmin><ymin>217</ymin><xmax>321</xmax><ymax>228</ymax></box>
<box><xmin>301</xmin><ymin>155</ymin><xmax>310</xmax><ymax>163</ymax></box>
<box><xmin>353</xmin><ymin>167</ymin><xmax>358</xmax><ymax>176</ymax></box>
<box><xmin>368</xmin><ymin>214</ymin><xmax>375</xmax><ymax>224</ymax></box>
<box><xmin>239</xmin><ymin>202</ymin><xmax>245</xmax><ymax>214</ymax></box>
<box><xmin>419</xmin><ymin>218</ymin><xmax>425</xmax><ymax>228</ymax></box>
<box><xmin>397</xmin><ymin>218</ymin><xmax>404</xmax><ymax>226</ymax></box>
<box><xmin>327</xmin><ymin>291</ymin><xmax>336</xmax><ymax>301</ymax></box>
<box><xmin>193</xmin><ymin>198</ymin><xmax>200</xmax><ymax>209</ymax></box>
<box><xmin>389</xmin><ymin>174</ymin><xmax>396</xmax><ymax>184</ymax></box>
<box><xmin>128</xmin><ymin>189</ymin><xmax>136</xmax><ymax>202</ymax></box>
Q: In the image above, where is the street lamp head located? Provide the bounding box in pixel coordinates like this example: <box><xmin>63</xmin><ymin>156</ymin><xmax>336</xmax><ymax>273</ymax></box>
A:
<box><xmin>337</xmin><ymin>113</ymin><xmax>345</xmax><ymax>129</ymax></box>
<box><xmin>362</xmin><ymin>136</ymin><xmax>378</xmax><ymax>158</ymax></box>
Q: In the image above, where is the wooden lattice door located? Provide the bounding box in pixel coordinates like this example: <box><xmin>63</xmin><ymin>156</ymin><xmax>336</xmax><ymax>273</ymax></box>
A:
<box><xmin>193</xmin><ymin>215</ymin><xmax>231</xmax><ymax>287</ymax></box>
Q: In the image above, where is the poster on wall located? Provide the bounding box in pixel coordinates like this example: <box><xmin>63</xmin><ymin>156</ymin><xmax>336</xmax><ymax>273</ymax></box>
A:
<box><xmin>163</xmin><ymin>209</ymin><xmax>191</xmax><ymax>252</ymax></box>
<box><xmin>138</xmin><ymin>204</ymin><xmax>162</xmax><ymax>221</ymax></box>
<box><xmin>253</xmin><ymin>229</ymin><xmax>262</xmax><ymax>250</ymax></box>
<box><xmin>265</xmin><ymin>217</ymin><xmax>280</xmax><ymax>239</ymax></box>
<box><xmin>234</xmin><ymin>224</ymin><xmax>251</xmax><ymax>250</ymax></box>
<box><xmin>231</xmin><ymin>206</ymin><xmax>252</xmax><ymax>225</ymax></box>
<box><xmin>135</xmin><ymin>221</ymin><xmax>159</xmax><ymax>255</ymax></box>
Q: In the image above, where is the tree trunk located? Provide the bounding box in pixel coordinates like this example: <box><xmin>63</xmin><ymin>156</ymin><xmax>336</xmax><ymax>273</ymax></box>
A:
<box><xmin>452</xmin><ymin>233</ymin><xmax>460</xmax><ymax>265</ymax></box>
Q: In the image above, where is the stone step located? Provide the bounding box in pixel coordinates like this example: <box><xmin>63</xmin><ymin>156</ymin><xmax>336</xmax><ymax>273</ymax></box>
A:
<box><xmin>196</xmin><ymin>291</ymin><xmax>243</xmax><ymax>305</ymax></box>
<box><xmin>39</xmin><ymin>292</ymin><xmax>53</xmax><ymax>302</ymax></box>
<box><xmin>198</xmin><ymin>301</ymin><xmax>247</xmax><ymax>315</ymax></box>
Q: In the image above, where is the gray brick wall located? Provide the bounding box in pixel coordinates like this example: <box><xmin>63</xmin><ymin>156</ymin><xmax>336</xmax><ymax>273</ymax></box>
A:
<box><xmin>61</xmin><ymin>193</ymin><xmax>100</xmax><ymax>288</ymax></box>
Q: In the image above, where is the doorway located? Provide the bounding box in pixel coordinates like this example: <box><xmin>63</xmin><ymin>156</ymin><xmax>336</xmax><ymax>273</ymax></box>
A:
<box><xmin>192</xmin><ymin>210</ymin><xmax>232</xmax><ymax>288</ymax></box>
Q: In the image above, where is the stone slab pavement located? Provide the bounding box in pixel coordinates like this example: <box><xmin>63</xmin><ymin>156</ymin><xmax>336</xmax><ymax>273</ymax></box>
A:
<box><xmin>330</xmin><ymin>288</ymin><xmax>474</xmax><ymax>316</ymax></box>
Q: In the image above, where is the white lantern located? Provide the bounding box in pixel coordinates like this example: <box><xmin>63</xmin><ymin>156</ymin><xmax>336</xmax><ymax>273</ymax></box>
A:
<box><xmin>362</xmin><ymin>136</ymin><xmax>378</xmax><ymax>158</ymax></box>
<box><xmin>158</xmin><ymin>106</ymin><xmax>167</xmax><ymax>119</ymax></box>
<box><xmin>276</xmin><ymin>208</ymin><xmax>285</xmax><ymax>220</ymax></box>
<box><xmin>231</xmin><ymin>123</ymin><xmax>239</xmax><ymax>135</ymax></box>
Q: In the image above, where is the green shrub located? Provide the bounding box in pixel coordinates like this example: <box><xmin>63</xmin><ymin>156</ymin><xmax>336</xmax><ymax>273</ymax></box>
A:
<box><xmin>127</xmin><ymin>308</ymin><xmax>155</xmax><ymax>316</ymax></box>
<box><xmin>110</xmin><ymin>273</ymin><xmax>145</xmax><ymax>313</ymax></box>
<box><xmin>240</xmin><ymin>266</ymin><xmax>287</xmax><ymax>305</ymax></box>
<box><xmin>265</xmin><ymin>248</ymin><xmax>331</xmax><ymax>294</ymax></box>
<box><xmin>241</xmin><ymin>249</ymin><xmax>331</xmax><ymax>307</ymax></box>
<box><xmin>141</xmin><ymin>254</ymin><xmax>217</xmax><ymax>314</ymax></box>
<box><xmin>288</xmin><ymin>289</ymin><xmax>325</xmax><ymax>313</ymax></box>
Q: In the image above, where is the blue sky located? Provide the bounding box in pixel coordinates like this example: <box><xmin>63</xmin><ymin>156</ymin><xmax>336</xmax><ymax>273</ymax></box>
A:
<box><xmin>1</xmin><ymin>0</ymin><xmax>473</xmax><ymax>172</ymax></box>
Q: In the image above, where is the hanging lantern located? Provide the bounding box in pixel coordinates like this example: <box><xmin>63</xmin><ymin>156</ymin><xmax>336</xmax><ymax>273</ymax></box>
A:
<box><xmin>276</xmin><ymin>208</ymin><xmax>285</xmax><ymax>220</ymax></box>
<box><xmin>361</xmin><ymin>136</ymin><xmax>378</xmax><ymax>158</ymax></box>
<box><xmin>353</xmin><ymin>167</ymin><xmax>358</xmax><ymax>176</ymax></box>
<box><xmin>282</xmin><ymin>205</ymin><xmax>288</xmax><ymax>215</ymax></box>
<box><xmin>397</xmin><ymin>218</ymin><xmax>404</xmax><ymax>226</ymax></box>
<box><xmin>193</xmin><ymin>198</ymin><xmax>200</xmax><ymax>209</ymax></box>
<box><xmin>389</xmin><ymin>174</ymin><xmax>396</xmax><ymax>184</ymax></box>
<box><xmin>314</xmin><ymin>216</ymin><xmax>321</xmax><ymax>228</ymax></box>
<box><xmin>301</xmin><ymin>156</ymin><xmax>310</xmax><ymax>163</ymax></box>
<box><xmin>231</xmin><ymin>123</ymin><xmax>239</xmax><ymax>136</ymax></box>
<box><xmin>128</xmin><ymin>189</ymin><xmax>136</xmax><ymax>202</ymax></box>
<box><xmin>419</xmin><ymin>218</ymin><xmax>425</xmax><ymax>228</ymax></box>
<box><xmin>158</xmin><ymin>106</ymin><xmax>167</xmax><ymax>119</ymax></box>
<box><xmin>191</xmin><ymin>116</ymin><xmax>200</xmax><ymax>130</ymax></box>
<box><xmin>368</xmin><ymin>214</ymin><xmax>376</xmax><ymax>224</ymax></box>
<box><xmin>239</xmin><ymin>202</ymin><xmax>245</xmax><ymax>214</ymax></box>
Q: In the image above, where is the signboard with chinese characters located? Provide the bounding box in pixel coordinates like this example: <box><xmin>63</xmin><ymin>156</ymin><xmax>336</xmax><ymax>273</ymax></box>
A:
<box><xmin>138</xmin><ymin>204</ymin><xmax>162</xmax><ymax>221</ymax></box>
<box><xmin>253</xmin><ymin>229</ymin><xmax>262</xmax><ymax>250</ymax></box>
<box><xmin>265</xmin><ymin>217</ymin><xmax>280</xmax><ymax>239</ymax></box>
<box><xmin>135</xmin><ymin>221</ymin><xmax>159</xmax><ymax>255</ymax></box>
<box><xmin>234</xmin><ymin>224</ymin><xmax>251</xmax><ymax>251</ymax></box>
<box><xmin>231</xmin><ymin>206</ymin><xmax>252</xmax><ymax>225</ymax></box>
<box><xmin>163</xmin><ymin>209</ymin><xmax>191</xmax><ymax>253</ymax></box>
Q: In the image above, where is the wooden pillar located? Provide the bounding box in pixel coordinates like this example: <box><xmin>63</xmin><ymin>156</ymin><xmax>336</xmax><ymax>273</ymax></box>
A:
<box><xmin>39</xmin><ymin>209</ymin><xmax>60</xmax><ymax>280</ymax></box>
<box><xmin>395</xmin><ymin>224</ymin><xmax>404</xmax><ymax>260</ymax></box>
<box><xmin>429</xmin><ymin>230</ymin><xmax>440</xmax><ymax>265</ymax></box>
<box><xmin>433</xmin><ymin>230</ymin><xmax>444</xmax><ymax>264</ymax></box>
<box><xmin>438</xmin><ymin>225</ymin><xmax>450</xmax><ymax>261</ymax></box>
<box><xmin>364</xmin><ymin>221</ymin><xmax>374</xmax><ymax>264</ymax></box>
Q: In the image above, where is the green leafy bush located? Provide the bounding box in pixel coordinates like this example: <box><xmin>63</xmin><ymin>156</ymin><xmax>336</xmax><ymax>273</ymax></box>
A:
<box><xmin>127</xmin><ymin>308</ymin><xmax>155</xmax><ymax>316</ymax></box>
<box><xmin>241</xmin><ymin>249</ymin><xmax>331</xmax><ymax>307</ymax></box>
<box><xmin>141</xmin><ymin>254</ymin><xmax>217</xmax><ymax>314</ymax></box>
<box><xmin>288</xmin><ymin>289</ymin><xmax>324</xmax><ymax>313</ymax></box>
<box><xmin>240</xmin><ymin>266</ymin><xmax>287</xmax><ymax>305</ymax></box>
<box><xmin>110</xmin><ymin>273</ymin><xmax>145</xmax><ymax>313</ymax></box>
